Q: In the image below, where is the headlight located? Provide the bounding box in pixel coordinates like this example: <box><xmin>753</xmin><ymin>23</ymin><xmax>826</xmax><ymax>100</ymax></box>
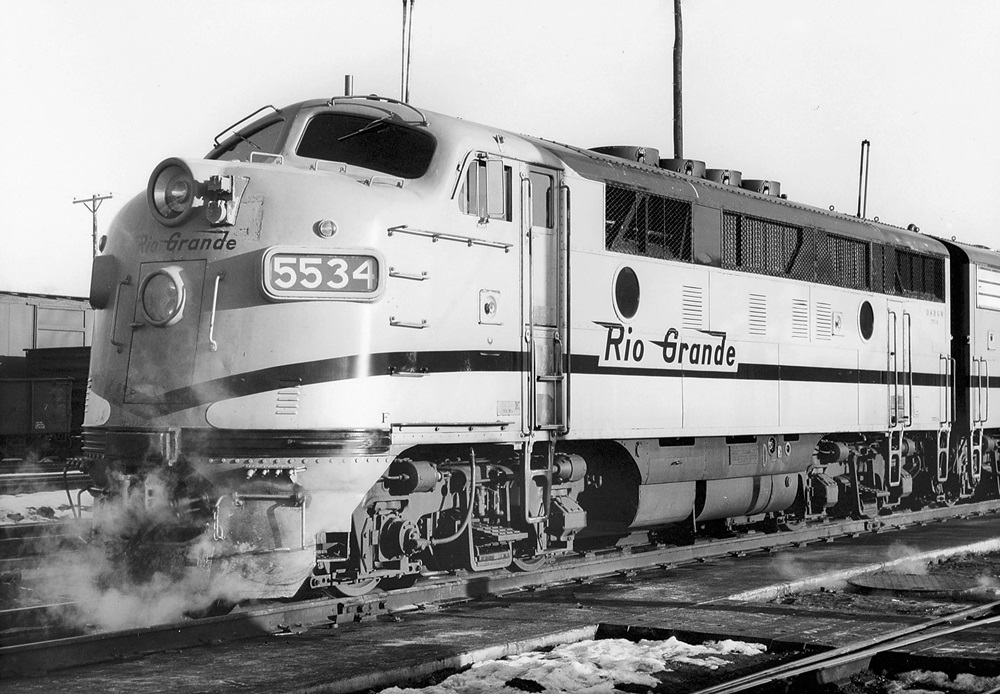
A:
<box><xmin>148</xmin><ymin>158</ymin><xmax>199</xmax><ymax>226</ymax></box>
<box><xmin>139</xmin><ymin>266</ymin><xmax>186</xmax><ymax>326</ymax></box>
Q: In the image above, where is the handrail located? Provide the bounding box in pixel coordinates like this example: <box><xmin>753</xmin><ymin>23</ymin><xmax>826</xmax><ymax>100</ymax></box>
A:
<box><xmin>387</xmin><ymin>225</ymin><xmax>512</xmax><ymax>252</ymax></box>
<box><xmin>559</xmin><ymin>182</ymin><xmax>572</xmax><ymax>435</ymax></box>
<box><xmin>983</xmin><ymin>357</ymin><xmax>990</xmax><ymax>424</ymax></box>
<box><xmin>208</xmin><ymin>272</ymin><xmax>225</xmax><ymax>352</ymax></box>
<box><xmin>389</xmin><ymin>316</ymin><xmax>428</xmax><ymax>329</ymax></box>
<box><xmin>888</xmin><ymin>310</ymin><xmax>898</xmax><ymax>426</ymax></box>
<box><xmin>522</xmin><ymin>176</ymin><xmax>534</xmax><ymax>434</ymax></box>
<box><xmin>212</xmin><ymin>105</ymin><xmax>278</xmax><ymax>146</ymax></box>
<box><xmin>109</xmin><ymin>275</ymin><xmax>132</xmax><ymax>352</ymax></box>
<box><xmin>388</xmin><ymin>267</ymin><xmax>429</xmax><ymax>281</ymax></box>
<box><xmin>904</xmin><ymin>312</ymin><xmax>913</xmax><ymax>427</ymax></box>
<box><xmin>949</xmin><ymin>355</ymin><xmax>956</xmax><ymax>425</ymax></box>
<box><xmin>976</xmin><ymin>357</ymin><xmax>986</xmax><ymax>424</ymax></box>
<box><xmin>326</xmin><ymin>95</ymin><xmax>428</xmax><ymax>126</ymax></box>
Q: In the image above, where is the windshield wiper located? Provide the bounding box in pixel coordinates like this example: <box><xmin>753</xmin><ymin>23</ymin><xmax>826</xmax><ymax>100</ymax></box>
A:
<box><xmin>338</xmin><ymin>115</ymin><xmax>394</xmax><ymax>142</ymax></box>
<box><xmin>232</xmin><ymin>130</ymin><xmax>261</xmax><ymax>151</ymax></box>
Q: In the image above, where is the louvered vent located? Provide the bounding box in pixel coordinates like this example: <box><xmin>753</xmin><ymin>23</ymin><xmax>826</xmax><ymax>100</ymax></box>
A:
<box><xmin>682</xmin><ymin>286</ymin><xmax>704</xmax><ymax>330</ymax></box>
<box><xmin>792</xmin><ymin>299</ymin><xmax>809</xmax><ymax>339</ymax></box>
<box><xmin>276</xmin><ymin>381</ymin><xmax>301</xmax><ymax>416</ymax></box>
<box><xmin>749</xmin><ymin>294</ymin><xmax>767</xmax><ymax>335</ymax></box>
<box><xmin>816</xmin><ymin>302</ymin><xmax>833</xmax><ymax>340</ymax></box>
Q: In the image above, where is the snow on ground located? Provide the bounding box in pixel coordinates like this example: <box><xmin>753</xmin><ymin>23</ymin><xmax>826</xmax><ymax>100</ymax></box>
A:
<box><xmin>892</xmin><ymin>670</ymin><xmax>1000</xmax><ymax>693</ymax></box>
<box><xmin>380</xmin><ymin>637</ymin><xmax>768</xmax><ymax>694</ymax></box>
<box><xmin>0</xmin><ymin>490</ymin><xmax>92</xmax><ymax>524</ymax></box>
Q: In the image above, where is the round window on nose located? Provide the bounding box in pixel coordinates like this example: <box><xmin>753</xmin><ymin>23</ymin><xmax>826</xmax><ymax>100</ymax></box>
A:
<box><xmin>614</xmin><ymin>266</ymin><xmax>640</xmax><ymax>320</ymax></box>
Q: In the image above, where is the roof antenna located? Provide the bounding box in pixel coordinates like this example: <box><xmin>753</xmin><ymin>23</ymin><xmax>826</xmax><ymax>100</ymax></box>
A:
<box><xmin>400</xmin><ymin>0</ymin><xmax>415</xmax><ymax>102</ymax></box>
<box><xmin>856</xmin><ymin>139</ymin><xmax>870</xmax><ymax>219</ymax></box>
<box><xmin>672</xmin><ymin>0</ymin><xmax>683</xmax><ymax>158</ymax></box>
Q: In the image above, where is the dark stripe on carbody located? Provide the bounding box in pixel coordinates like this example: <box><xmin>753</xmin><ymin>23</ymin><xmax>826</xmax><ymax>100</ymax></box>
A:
<box><xmin>571</xmin><ymin>355</ymin><xmax>948</xmax><ymax>388</ymax></box>
<box><xmin>157</xmin><ymin>350</ymin><xmax>952</xmax><ymax>414</ymax></box>
<box><xmin>159</xmin><ymin>350</ymin><xmax>523</xmax><ymax>412</ymax></box>
<box><xmin>575</xmin><ymin>355</ymin><xmax>877</xmax><ymax>385</ymax></box>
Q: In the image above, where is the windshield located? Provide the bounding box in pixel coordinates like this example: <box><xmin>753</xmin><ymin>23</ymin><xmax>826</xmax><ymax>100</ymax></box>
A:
<box><xmin>296</xmin><ymin>113</ymin><xmax>435</xmax><ymax>179</ymax></box>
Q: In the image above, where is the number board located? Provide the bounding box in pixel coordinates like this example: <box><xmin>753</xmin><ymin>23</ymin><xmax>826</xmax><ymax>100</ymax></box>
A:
<box><xmin>263</xmin><ymin>248</ymin><xmax>381</xmax><ymax>299</ymax></box>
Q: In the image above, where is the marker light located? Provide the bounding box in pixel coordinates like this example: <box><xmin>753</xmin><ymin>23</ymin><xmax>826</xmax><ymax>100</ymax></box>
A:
<box><xmin>139</xmin><ymin>266</ymin><xmax>186</xmax><ymax>326</ymax></box>
<box><xmin>148</xmin><ymin>158</ymin><xmax>199</xmax><ymax>227</ymax></box>
<box><xmin>314</xmin><ymin>219</ymin><xmax>338</xmax><ymax>238</ymax></box>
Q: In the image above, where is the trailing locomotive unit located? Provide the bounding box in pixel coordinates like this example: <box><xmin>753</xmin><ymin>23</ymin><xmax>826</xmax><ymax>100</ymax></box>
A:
<box><xmin>83</xmin><ymin>95</ymin><xmax>1000</xmax><ymax>598</ymax></box>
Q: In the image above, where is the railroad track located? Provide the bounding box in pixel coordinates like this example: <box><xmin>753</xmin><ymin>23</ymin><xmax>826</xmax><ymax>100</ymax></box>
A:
<box><xmin>0</xmin><ymin>458</ymin><xmax>90</xmax><ymax>495</ymax></box>
<box><xmin>0</xmin><ymin>471</ymin><xmax>90</xmax><ymax>495</ymax></box>
<box><xmin>2</xmin><ymin>498</ymin><xmax>998</xmax><ymax>680</ymax></box>
<box><xmin>692</xmin><ymin>600</ymin><xmax>1000</xmax><ymax>694</ymax></box>
<box><xmin>0</xmin><ymin>521</ymin><xmax>90</xmax><ymax>573</ymax></box>
<box><xmin>0</xmin><ymin>603</ymin><xmax>86</xmax><ymax>649</ymax></box>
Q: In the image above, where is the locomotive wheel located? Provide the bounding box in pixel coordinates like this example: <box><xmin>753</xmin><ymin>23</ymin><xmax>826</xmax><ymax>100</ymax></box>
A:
<box><xmin>327</xmin><ymin>577</ymin><xmax>380</xmax><ymax>597</ymax></box>
<box><xmin>510</xmin><ymin>554</ymin><xmax>548</xmax><ymax>572</ymax></box>
<box><xmin>777</xmin><ymin>490</ymin><xmax>808</xmax><ymax>531</ymax></box>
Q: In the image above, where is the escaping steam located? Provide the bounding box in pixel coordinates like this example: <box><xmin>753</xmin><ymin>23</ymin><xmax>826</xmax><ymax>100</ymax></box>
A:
<box><xmin>27</xmin><ymin>472</ymin><xmax>268</xmax><ymax>632</ymax></box>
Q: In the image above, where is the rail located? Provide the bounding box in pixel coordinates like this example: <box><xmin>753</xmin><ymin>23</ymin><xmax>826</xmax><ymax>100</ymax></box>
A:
<box><xmin>2</xmin><ymin>498</ymin><xmax>999</xmax><ymax>678</ymax></box>
<box><xmin>690</xmin><ymin>600</ymin><xmax>1000</xmax><ymax>694</ymax></box>
<box><xmin>0</xmin><ymin>469</ymin><xmax>89</xmax><ymax>495</ymax></box>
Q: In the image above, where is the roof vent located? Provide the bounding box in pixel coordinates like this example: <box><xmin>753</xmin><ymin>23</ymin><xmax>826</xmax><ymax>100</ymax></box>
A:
<box><xmin>705</xmin><ymin>168</ymin><xmax>742</xmax><ymax>186</ymax></box>
<box><xmin>591</xmin><ymin>146</ymin><xmax>660</xmax><ymax>166</ymax></box>
<box><xmin>659</xmin><ymin>158</ymin><xmax>706</xmax><ymax>178</ymax></box>
<box><xmin>741</xmin><ymin>179</ymin><xmax>781</xmax><ymax>197</ymax></box>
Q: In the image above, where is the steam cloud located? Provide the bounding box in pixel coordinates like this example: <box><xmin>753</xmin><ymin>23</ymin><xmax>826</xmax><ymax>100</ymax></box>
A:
<box><xmin>28</xmin><ymin>475</ymin><xmax>267</xmax><ymax>633</ymax></box>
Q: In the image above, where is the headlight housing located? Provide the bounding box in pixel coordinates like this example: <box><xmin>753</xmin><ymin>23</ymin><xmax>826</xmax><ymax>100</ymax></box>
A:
<box><xmin>139</xmin><ymin>266</ymin><xmax>187</xmax><ymax>326</ymax></box>
<box><xmin>148</xmin><ymin>158</ymin><xmax>199</xmax><ymax>226</ymax></box>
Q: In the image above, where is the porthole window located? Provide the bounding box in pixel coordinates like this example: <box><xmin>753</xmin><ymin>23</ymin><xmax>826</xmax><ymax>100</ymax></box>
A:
<box><xmin>613</xmin><ymin>266</ymin><xmax>640</xmax><ymax>320</ymax></box>
<box><xmin>139</xmin><ymin>266</ymin><xmax>187</xmax><ymax>327</ymax></box>
<box><xmin>859</xmin><ymin>300</ymin><xmax>875</xmax><ymax>341</ymax></box>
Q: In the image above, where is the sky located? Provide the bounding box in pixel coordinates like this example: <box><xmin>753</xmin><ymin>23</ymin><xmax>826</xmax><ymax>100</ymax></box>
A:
<box><xmin>1</xmin><ymin>0</ymin><xmax>998</xmax><ymax>297</ymax></box>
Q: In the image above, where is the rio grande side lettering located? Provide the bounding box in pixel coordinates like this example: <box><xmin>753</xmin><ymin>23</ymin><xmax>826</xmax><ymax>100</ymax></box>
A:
<box><xmin>600</xmin><ymin>322</ymin><xmax>737</xmax><ymax>368</ymax></box>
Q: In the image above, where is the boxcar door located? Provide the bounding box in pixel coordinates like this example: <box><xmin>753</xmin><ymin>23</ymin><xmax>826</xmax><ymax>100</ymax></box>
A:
<box><xmin>520</xmin><ymin>165</ymin><xmax>568</xmax><ymax>434</ymax></box>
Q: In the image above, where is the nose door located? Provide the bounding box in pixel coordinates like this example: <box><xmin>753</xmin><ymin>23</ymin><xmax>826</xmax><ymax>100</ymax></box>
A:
<box><xmin>125</xmin><ymin>260</ymin><xmax>206</xmax><ymax>403</ymax></box>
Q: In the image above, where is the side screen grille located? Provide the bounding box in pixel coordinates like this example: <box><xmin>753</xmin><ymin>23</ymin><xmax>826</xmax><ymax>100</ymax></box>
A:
<box><xmin>605</xmin><ymin>184</ymin><xmax>692</xmax><ymax>262</ymax></box>
<box><xmin>721</xmin><ymin>212</ymin><xmax>945</xmax><ymax>302</ymax></box>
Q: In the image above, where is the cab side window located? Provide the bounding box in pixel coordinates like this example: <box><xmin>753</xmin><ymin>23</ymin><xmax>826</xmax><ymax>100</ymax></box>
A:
<box><xmin>459</xmin><ymin>156</ymin><xmax>512</xmax><ymax>222</ymax></box>
<box><xmin>529</xmin><ymin>171</ymin><xmax>553</xmax><ymax>229</ymax></box>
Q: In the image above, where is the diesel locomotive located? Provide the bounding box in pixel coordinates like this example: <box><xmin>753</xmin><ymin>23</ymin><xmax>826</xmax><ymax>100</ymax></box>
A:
<box><xmin>82</xmin><ymin>95</ymin><xmax>1000</xmax><ymax>598</ymax></box>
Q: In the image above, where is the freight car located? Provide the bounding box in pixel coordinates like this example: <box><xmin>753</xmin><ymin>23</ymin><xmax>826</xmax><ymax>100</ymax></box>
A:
<box><xmin>81</xmin><ymin>96</ymin><xmax>999</xmax><ymax>598</ymax></box>
<box><xmin>0</xmin><ymin>377</ymin><xmax>73</xmax><ymax>460</ymax></box>
<box><xmin>0</xmin><ymin>293</ymin><xmax>92</xmax><ymax>461</ymax></box>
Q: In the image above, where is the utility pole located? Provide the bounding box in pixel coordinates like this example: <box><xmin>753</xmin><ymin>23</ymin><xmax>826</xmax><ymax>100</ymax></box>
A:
<box><xmin>673</xmin><ymin>0</ymin><xmax>683</xmax><ymax>159</ymax></box>
<box><xmin>73</xmin><ymin>193</ymin><xmax>113</xmax><ymax>258</ymax></box>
